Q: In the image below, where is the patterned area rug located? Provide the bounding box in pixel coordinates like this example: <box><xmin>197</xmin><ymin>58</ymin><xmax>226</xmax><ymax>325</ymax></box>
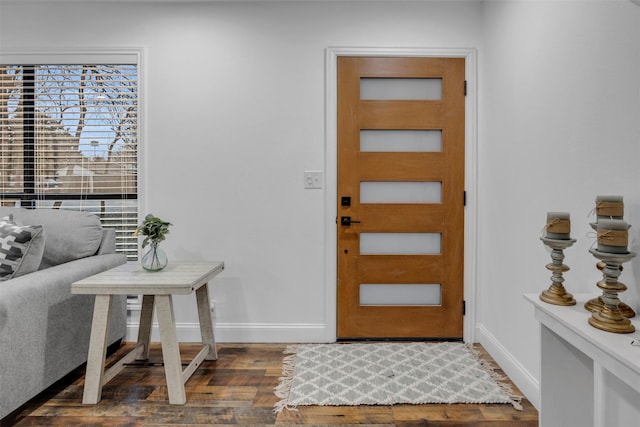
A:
<box><xmin>274</xmin><ymin>342</ymin><xmax>522</xmax><ymax>413</ymax></box>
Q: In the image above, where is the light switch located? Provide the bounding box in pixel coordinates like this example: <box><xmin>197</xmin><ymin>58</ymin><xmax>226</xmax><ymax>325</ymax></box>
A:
<box><xmin>304</xmin><ymin>171</ymin><xmax>323</xmax><ymax>189</ymax></box>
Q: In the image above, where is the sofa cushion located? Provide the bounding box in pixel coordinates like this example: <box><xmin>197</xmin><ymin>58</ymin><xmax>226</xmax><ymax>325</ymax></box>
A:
<box><xmin>0</xmin><ymin>208</ymin><xmax>103</xmax><ymax>269</ymax></box>
<box><xmin>0</xmin><ymin>215</ymin><xmax>46</xmax><ymax>281</ymax></box>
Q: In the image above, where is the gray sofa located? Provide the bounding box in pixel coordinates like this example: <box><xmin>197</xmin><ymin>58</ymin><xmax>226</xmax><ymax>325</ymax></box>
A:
<box><xmin>0</xmin><ymin>207</ymin><xmax>127</xmax><ymax>420</ymax></box>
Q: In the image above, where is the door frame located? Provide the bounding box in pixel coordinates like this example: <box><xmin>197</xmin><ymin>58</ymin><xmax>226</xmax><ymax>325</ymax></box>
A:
<box><xmin>323</xmin><ymin>46</ymin><xmax>478</xmax><ymax>343</ymax></box>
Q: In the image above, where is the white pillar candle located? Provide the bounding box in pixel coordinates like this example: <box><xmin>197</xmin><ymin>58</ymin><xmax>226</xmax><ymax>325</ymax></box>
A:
<box><xmin>546</xmin><ymin>212</ymin><xmax>571</xmax><ymax>240</ymax></box>
<box><xmin>596</xmin><ymin>218</ymin><xmax>629</xmax><ymax>254</ymax></box>
<box><xmin>595</xmin><ymin>195</ymin><xmax>624</xmax><ymax>219</ymax></box>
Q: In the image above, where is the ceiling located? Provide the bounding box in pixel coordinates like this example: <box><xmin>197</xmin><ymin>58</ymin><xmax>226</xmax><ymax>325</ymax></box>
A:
<box><xmin>4</xmin><ymin>0</ymin><xmax>639</xmax><ymax>5</ymax></box>
<box><xmin>3</xmin><ymin>0</ymin><xmax>485</xmax><ymax>2</ymax></box>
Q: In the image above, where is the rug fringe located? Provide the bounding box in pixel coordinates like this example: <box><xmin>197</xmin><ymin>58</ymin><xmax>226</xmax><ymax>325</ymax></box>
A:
<box><xmin>465</xmin><ymin>343</ymin><xmax>524</xmax><ymax>411</ymax></box>
<box><xmin>273</xmin><ymin>344</ymin><xmax>299</xmax><ymax>413</ymax></box>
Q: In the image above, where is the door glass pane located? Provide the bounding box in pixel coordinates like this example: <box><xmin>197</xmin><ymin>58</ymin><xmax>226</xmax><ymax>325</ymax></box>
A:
<box><xmin>360</xmin><ymin>130</ymin><xmax>442</xmax><ymax>152</ymax></box>
<box><xmin>361</xmin><ymin>181</ymin><xmax>441</xmax><ymax>204</ymax></box>
<box><xmin>360</xmin><ymin>233</ymin><xmax>441</xmax><ymax>255</ymax></box>
<box><xmin>360</xmin><ymin>284</ymin><xmax>441</xmax><ymax>306</ymax></box>
<box><xmin>360</xmin><ymin>78</ymin><xmax>442</xmax><ymax>100</ymax></box>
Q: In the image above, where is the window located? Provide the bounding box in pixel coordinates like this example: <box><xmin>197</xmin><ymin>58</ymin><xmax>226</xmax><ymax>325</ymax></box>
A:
<box><xmin>0</xmin><ymin>60</ymin><xmax>139</xmax><ymax>260</ymax></box>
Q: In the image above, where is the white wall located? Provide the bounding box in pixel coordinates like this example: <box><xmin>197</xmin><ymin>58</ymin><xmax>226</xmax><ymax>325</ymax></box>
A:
<box><xmin>479</xmin><ymin>0</ymin><xmax>640</xmax><ymax>407</ymax></box>
<box><xmin>2</xmin><ymin>0</ymin><xmax>640</xmax><ymax>408</ymax></box>
<box><xmin>0</xmin><ymin>0</ymin><xmax>483</xmax><ymax>338</ymax></box>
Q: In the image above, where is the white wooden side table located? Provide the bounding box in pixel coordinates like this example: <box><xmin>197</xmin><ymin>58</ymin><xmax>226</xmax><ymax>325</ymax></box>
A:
<box><xmin>72</xmin><ymin>261</ymin><xmax>225</xmax><ymax>405</ymax></box>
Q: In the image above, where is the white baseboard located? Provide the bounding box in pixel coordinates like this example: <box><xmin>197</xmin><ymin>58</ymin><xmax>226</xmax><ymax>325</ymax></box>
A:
<box><xmin>126</xmin><ymin>322</ymin><xmax>329</xmax><ymax>344</ymax></box>
<box><xmin>477</xmin><ymin>324</ymin><xmax>540</xmax><ymax>410</ymax></box>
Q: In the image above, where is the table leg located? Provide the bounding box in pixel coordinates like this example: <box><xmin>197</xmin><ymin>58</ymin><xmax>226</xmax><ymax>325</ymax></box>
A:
<box><xmin>82</xmin><ymin>295</ymin><xmax>112</xmax><ymax>404</ymax></box>
<box><xmin>196</xmin><ymin>282</ymin><xmax>217</xmax><ymax>360</ymax></box>
<box><xmin>155</xmin><ymin>294</ymin><xmax>186</xmax><ymax>405</ymax></box>
<box><xmin>137</xmin><ymin>295</ymin><xmax>155</xmax><ymax>360</ymax></box>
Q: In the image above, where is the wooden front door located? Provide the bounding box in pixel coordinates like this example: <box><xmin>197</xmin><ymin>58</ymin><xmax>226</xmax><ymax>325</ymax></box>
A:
<box><xmin>337</xmin><ymin>56</ymin><xmax>465</xmax><ymax>339</ymax></box>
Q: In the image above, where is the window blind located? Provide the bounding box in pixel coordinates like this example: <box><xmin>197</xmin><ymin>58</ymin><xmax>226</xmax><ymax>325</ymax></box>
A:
<box><xmin>0</xmin><ymin>64</ymin><xmax>139</xmax><ymax>260</ymax></box>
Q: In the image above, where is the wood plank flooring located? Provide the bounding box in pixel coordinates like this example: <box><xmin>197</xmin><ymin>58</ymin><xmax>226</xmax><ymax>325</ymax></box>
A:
<box><xmin>4</xmin><ymin>343</ymin><xmax>538</xmax><ymax>426</ymax></box>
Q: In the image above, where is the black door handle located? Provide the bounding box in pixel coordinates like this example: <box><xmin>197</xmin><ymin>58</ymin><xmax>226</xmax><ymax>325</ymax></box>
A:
<box><xmin>341</xmin><ymin>216</ymin><xmax>361</xmax><ymax>226</ymax></box>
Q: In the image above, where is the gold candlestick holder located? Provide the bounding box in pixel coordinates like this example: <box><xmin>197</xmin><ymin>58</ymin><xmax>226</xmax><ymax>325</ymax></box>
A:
<box><xmin>540</xmin><ymin>237</ymin><xmax>577</xmax><ymax>306</ymax></box>
<box><xmin>584</xmin><ymin>262</ymin><xmax>636</xmax><ymax>318</ymax></box>
<box><xmin>587</xmin><ymin>248</ymin><xmax>636</xmax><ymax>334</ymax></box>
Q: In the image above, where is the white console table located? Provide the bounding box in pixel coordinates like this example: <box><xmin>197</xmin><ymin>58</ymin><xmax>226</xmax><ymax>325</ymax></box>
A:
<box><xmin>525</xmin><ymin>294</ymin><xmax>640</xmax><ymax>427</ymax></box>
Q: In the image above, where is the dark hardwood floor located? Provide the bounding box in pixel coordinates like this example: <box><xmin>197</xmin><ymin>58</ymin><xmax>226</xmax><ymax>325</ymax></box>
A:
<box><xmin>5</xmin><ymin>343</ymin><xmax>538</xmax><ymax>426</ymax></box>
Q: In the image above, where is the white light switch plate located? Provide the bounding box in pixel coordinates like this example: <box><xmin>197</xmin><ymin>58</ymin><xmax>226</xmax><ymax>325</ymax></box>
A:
<box><xmin>304</xmin><ymin>171</ymin><xmax>323</xmax><ymax>189</ymax></box>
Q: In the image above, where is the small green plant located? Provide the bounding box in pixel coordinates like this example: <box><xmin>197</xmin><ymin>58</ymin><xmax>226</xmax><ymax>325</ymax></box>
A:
<box><xmin>134</xmin><ymin>214</ymin><xmax>172</xmax><ymax>248</ymax></box>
